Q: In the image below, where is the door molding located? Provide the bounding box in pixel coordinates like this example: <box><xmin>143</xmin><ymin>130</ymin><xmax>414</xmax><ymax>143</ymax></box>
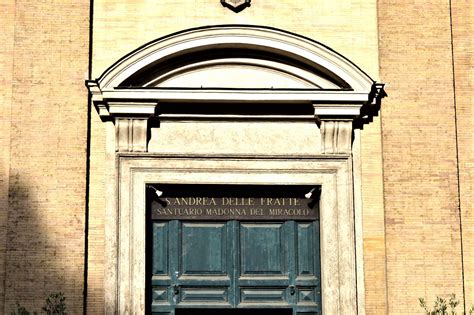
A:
<box><xmin>114</xmin><ymin>155</ymin><xmax>356</xmax><ymax>314</ymax></box>
<box><xmin>86</xmin><ymin>25</ymin><xmax>386</xmax><ymax>314</ymax></box>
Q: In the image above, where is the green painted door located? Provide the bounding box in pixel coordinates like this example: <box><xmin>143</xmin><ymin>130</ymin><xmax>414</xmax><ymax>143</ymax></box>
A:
<box><xmin>150</xmin><ymin>220</ymin><xmax>321</xmax><ymax>314</ymax></box>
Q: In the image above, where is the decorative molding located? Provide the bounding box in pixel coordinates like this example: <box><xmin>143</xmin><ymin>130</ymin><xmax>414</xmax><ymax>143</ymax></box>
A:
<box><xmin>354</xmin><ymin>83</ymin><xmax>387</xmax><ymax>128</ymax></box>
<box><xmin>221</xmin><ymin>0</ymin><xmax>251</xmax><ymax>13</ymax></box>
<box><xmin>82</xmin><ymin>87</ymin><xmax>158</xmax><ymax>152</ymax></box>
<box><xmin>86</xmin><ymin>26</ymin><xmax>385</xmax><ymax>125</ymax></box>
<box><xmin>143</xmin><ymin>57</ymin><xmax>338</xmax><ymax>89</ymax></box>
<box><xmin>94</xmin><ymin>26</ymin><xmax>375</xmax><ymax>91</ymax></box>
<box><xmin>108</xmin><ymin>101</ymin><xmax>157</xmax><ymax>116</ymax></box>
<box><xmin>85</xmin><ymin>26</ymin><xmax>385</xmax><ymax>315</ymax></box>
<box><xmin>98</xmin><ymin>89</ymin><xmax>369</xmax><ymax>104</ymax></box>
<box><xmin>86</xmin><ymin>81</ymin><xmax>109</xmax><ymax>117</ymax></box>
<box><xmin>116</xmin><ymin>157</ymin><xmax>358</xmax><ymax>314</ymax></box>
<box><xmin>320</xmin><ymin>120</ymin><xmax>353</xmax><ymax>154</ymax></box>
<box><xmin>371</xmin><ymin>83</ymin><xmax>387</xmax><ymax>105</ymax></box>
<box><xmin>314</xmin><ymin>103</ymin><xmax>361</xmax><ymax>117</ymax></box>
<box><xmin>115</xmin><ymin>118</ymin><xmax>149</xmax><ymax>152</ymax></box>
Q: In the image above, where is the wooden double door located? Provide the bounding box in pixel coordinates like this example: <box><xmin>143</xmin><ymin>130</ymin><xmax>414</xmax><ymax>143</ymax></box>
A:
<box><xmin>150</xmin><ymin>219</ymin><xmax>321</xmax><ymax>315</ymax></box>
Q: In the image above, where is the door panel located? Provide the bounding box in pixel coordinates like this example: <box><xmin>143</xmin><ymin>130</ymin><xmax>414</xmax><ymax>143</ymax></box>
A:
<box><xmin>151</xmin><ymin>220</ymin><xmax>321</xmax><ymax>314</ymax></box>
<box><xmin>295</xmin><ymin>222</ymin><xmax>321</xmax><ymax>309</ymax></box>
<box><xmin>240</xmin><ymin>223</ymin><xmax>286</xmax><ymax>275</ymax></box>
<box><xmin>152</xmin><ymin>223</ymin><xmax>169</xmax><ymax>276</ymax></box>
<box><xmin>177</xmin><ymin>222</ymin><xmax>232</xmax><ymax>307</ymax></box>
<box><xmin>179</xmin><ymin>287</ymin><xmax>229</xmax><ymax>304</ymax></box>
<box><xmin>181</xmin><ymin>223</ymin><xmax>228</xmax><ymax>275</ymax></box>
<box><xmin>237</xmin><ymin>222</ymin><xmax>291</xmax><ymax>306</ymax></box>
<box><xmin>297</xmin><ymin>223</ymin><xmax>315</xmax><ymax>276</ymax></box>
<box><xmin>297</xmin><ymin>288</ymin><xmax>319</xmax><ymax>304</ymax></box>
<box><xmin>240</xmin><ymin>288</ymin><xmax>289</xmax><ymax>304</ymax></box>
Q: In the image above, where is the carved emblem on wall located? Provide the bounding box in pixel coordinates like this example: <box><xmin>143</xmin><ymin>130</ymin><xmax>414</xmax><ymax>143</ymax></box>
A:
<box><xmin>221</xmin><ymin>0</ymin><xmax>251</xmax><ymax>12</ymax></box>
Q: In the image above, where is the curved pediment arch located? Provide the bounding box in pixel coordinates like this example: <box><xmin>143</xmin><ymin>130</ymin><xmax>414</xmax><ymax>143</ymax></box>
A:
<box><xmin>87</xmin><ymin>25</ymin><xmax>385</xmax><ymax>129</ymax></box>
<box><xmin>85</xmin><ymin>25</ymin><xmax>386</xmax><ymax>315</ymax></box>
<box><xmin>96</xmin><ymin>25</ymin><xmax>374</xmax><ymax>91</ymax></box>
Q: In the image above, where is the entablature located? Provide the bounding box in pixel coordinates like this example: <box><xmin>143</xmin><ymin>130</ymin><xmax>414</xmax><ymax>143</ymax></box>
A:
<box><xmin>86</xmin><ymin>25</ymin><xmax>385</xmax><ymax>154</ymax></box>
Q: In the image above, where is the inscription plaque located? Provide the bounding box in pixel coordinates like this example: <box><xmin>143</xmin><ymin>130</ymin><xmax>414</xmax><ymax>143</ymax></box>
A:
<box><xmin>150</xmin><ymin>184</ymin><xmax>319</xmax><ymax>221</ymax></box>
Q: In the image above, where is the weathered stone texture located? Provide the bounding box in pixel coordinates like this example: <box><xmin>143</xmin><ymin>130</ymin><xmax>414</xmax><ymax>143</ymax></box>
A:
<box><xmin>378</xmin><ymin>0</ymin><xmax>466</xmax><ymax>313</ymax></box>
<box><xmin>86</xmin><ymin>112</ymin><xmax>107</xmax><ymax>314</ymax></box>
<box><xmin>90</xmin><ymin>0</ymin><xmax>384</xmax><ymax>313</ymax></box>
<box><xmin>2</xmin><ymin>1</ymin><xmax>469</xmax><ymax>314</ymax></box>
<box><xmin>451</xmin><ymin>0</ymin><xmax>474</xmax><ymax>307</ymax></box>
<box><xmin>0</xmin><ymin>0</ymin><xmax>15</xmax><ymax>312</ymax></box>
<box><xmin>1</xmin><ymin>1</ymin><xmax>90</xmax><ymax>313</ymax></box>
<box><xmin>360</xmin><ymin>115</ymin><xmax>388</xmax><ymax>314</ymax></box>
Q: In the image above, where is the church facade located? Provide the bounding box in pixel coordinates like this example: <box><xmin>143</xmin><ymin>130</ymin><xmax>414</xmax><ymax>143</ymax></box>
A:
<box><xmin>0</xmin><ymin>1</ymin><xmax>471</xmax><ymax>314</ymax></box>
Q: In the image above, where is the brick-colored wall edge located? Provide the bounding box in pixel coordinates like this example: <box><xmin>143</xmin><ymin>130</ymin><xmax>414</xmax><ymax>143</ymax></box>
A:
<box><xmin>448</xmin><ymin>0</ymin><xmax>466</xmax><ymax>309</ymax></box>
<box><xmin>83</xmin><ymin>0</ymin><xmax>94</xmax><ymax>312</ymax></box>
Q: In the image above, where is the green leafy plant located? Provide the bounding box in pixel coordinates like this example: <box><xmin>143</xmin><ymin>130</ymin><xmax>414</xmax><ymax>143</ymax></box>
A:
<box><xmin>10</xmin><ymin>293</ymin><xmax>66</xmax><ymax>315</ymax></box>
<box><xmin>42</xmin><ymin>292</ymin><xmax>66</xmax><ymax>315</ymax></box>
<box><xmin>419</xmin><ymin>294</ymin><xmax>473</xmax><ymax>315</ymax></box>
<box><xmin>10</xmin><ymin>303</ymin><xmax>37</xmax><ymax>315</ymax></box>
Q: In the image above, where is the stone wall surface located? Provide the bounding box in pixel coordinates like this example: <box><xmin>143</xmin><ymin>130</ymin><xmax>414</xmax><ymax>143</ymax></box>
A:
<box><xmin>0</xmin><ymin>0</ymin><xmax>15</xmax><ymax>312</ymax></box>
<box><xmin>0</xmin><ymin>1</ymin><xmax>90</xmax><ymax>313</ymax></box>
<box><xmin>451</xmin><ymin>0</ymin><xmax>474</xmax><ymax>308</ymax></box>
<box><xmin>90</xmin><ymin>0</ymin><xmax>386</xmax><ymax>313</ymax></box>
<box><xmin>378</xmin><ymin>0</ymin><xmax>466</xmax><ymax>313</ymax></box>
<box><xmin>88</xmin><ymin>0</ymin><xmax>386</xmax><ymax>314</ymax></box>
<box><xmin>0</xmin><ymin>0</ymin><xmax>470</xmax><ymax>314</ymax></box>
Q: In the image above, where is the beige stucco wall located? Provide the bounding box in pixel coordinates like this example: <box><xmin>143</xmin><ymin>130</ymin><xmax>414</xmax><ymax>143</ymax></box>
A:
<box><xmin>90</xmin><ymin>0</ymin><xmax>385</xmax><ymax>313</ymax></box>
<box><xmin>148</xmin><ymin>121</ymin><xmax>322</xmax><ymax>155</ymax></box>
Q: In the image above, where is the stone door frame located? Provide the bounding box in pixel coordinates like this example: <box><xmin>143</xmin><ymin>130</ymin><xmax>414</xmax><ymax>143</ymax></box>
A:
<box><xmin>115</xmin><ymin>155</ymin><xmax>356</xmax><ymax>314</ymax></box>
<box><xmin>86</xmin><ymin>25</ymin><xmax>385</xmax><ymax>314</ymax></box>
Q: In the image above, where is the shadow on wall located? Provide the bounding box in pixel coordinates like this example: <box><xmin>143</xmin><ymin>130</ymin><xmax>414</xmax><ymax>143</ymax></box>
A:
<box><xmin>3</xmin><ymin>172</ymin><xmax>85</xmax><ymax>314</ymax></box>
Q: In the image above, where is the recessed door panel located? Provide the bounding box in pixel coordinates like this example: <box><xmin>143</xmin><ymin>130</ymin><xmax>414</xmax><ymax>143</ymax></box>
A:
<box><xmin>152</xmin><ymin>287</ymin><xmax>169</xmax><ymax>304</ymax></box>
<box><xmin>181</xmin><ymin>223</ymin><xmax>227</xmax><ymax>275</ymax></box>
<box><xmin>152</xmin><ymin>223</ymin><xmax>169</xmax><ymax>276</ymax></box>
<box><xmin>295</xmin><ymin>222</ymin><xmax>321</xmax><ymax>309</ymax></box>
<box><xmin>240</xmin><ymin>223</ymin><xmax>286</xmax><ymax>275</ymax></box>
<box><xmin>240</xmin><ymin>288</ymin><xmax>288</xmax><ymax>304</ymax></box>
<box><xmin>176</xmin><ymin>222</ymin><xmax>233</xmax><ymax>307</ymax></box>
<box><xmin>180</xmin><ymin>287</ymin><xmax>229</xmax><ymax>304</ymax></box>
<box><xmin>149</xmin><ymin>184</ymin><xmax>321</xmax><ymax>315</ymax></box>
<box><xmin>151</xmin><ymin>220</ymin><xmax>321</xmax><ymax>314</ymax></box>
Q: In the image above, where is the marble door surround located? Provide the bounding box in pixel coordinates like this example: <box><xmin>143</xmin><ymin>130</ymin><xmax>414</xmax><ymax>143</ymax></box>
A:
<box><xmin>86</xmin><ymin>25</ymin><xmax>385</xmax><ymax>314</ymax></box>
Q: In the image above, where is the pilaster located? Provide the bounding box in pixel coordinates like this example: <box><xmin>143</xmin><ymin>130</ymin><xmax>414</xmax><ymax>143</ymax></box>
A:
<box><xmin>115</xmin><ymin>118</ymin><xmax>149</xmax><ymax>152</ymax></box>
<box><xmin>319</xmin><ymin>120</ymin><xmax>353</xmax><ymax>154</ymax></box>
